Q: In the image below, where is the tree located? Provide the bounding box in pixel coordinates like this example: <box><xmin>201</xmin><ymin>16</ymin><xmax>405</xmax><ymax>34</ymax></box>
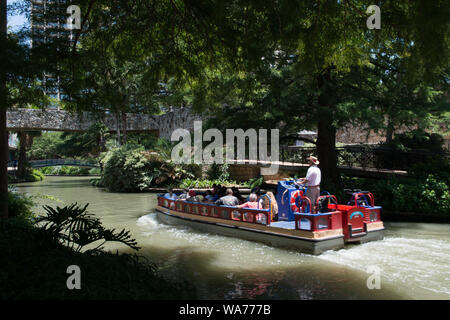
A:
<box><xmin>0</xmin><ymin>0</ymin><xmax>7</xmax><ymax>218</ymax></box>
<box><xmin>183</xmin><ymin>1</ymin><xmax>449</xmax><ymax>186</ymax></box>
<box><xmin>17</xmin><ymin>131</ymin><xmax>41</xmax><ymax>179</ymax></box>
<box><xmin>1</xmin><ymin>1</ymin><xmax>53</xmax><ymax>218</ymax></box>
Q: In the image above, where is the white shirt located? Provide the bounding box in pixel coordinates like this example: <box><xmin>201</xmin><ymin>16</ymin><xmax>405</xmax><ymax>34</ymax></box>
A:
<box><xmin>305</xmin><ymin>165</ymin><xmax>321</xmax><ymax>186</ymax></box>
<box><xmin>164</xmin><ymin>193</ymin><xmax>178</xmax><ymax>200</ymax></box>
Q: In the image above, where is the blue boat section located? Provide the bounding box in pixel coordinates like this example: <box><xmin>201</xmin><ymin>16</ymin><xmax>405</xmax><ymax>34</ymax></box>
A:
<box><xmin>276</xmin><ymin>180</ymin><xmax>309</xmax><ymax>221</ymax></box>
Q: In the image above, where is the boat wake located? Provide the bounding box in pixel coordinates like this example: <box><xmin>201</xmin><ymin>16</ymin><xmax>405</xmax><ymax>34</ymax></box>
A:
<box><xmin>318</xmin><ymin>236</ymin><xmax>450</xmax><ymax>298</ymax></box>
<box><xmin>136</xmin><ymin>213</ymin><xmax>167</xmax><ymax>234</ymax></box>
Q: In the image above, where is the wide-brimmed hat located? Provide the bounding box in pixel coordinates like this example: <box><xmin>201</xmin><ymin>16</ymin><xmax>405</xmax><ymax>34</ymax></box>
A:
<box><xmin>307</xmin><ymin>156</ymin><xmax>319</xmax><ymax>165</ymax></box>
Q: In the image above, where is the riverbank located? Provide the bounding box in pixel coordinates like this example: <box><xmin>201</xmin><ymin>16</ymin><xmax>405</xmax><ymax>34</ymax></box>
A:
<box><xmin>8</xmin><ymin>169</ymin><xmax>45</xmax><ymax>183</ymax></box>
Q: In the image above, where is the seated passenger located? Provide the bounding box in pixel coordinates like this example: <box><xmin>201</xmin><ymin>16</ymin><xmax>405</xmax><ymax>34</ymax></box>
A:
<box><xmin>231</xmin><ymin>187</ymin><xmax>244</xmax><ymax>204</ymax></box>
<box><xmin>178</xmin><ymin>188</ymin><xmax>189</xmax><ymax>200</ymax></box>
<box><xmin>211</xmin><ymin>184</ymin><xmax>218</xmax><ymax>195</ymax></box>
<box><xmin>215</xmin><ymin>188</ymin><xmax>240</xmax><ymax>207</ymax></box>
<box><xmin>263</xmin><ymin>191</ymin><xmax>278</xmax><ymax>221</ymax></box>
<box><xmin>237</xmin><ymin>193</ymin><xmax>261</xmax><ymax>209</ymax></box>
<box><xmin>218</xmin><ymin>186</ymin><xmax>227</xmax><ymax>198</ymax></box>
<box><xmin>185</xmin><ymin>190</ymin><xmax>200</xmax><ymax>202</ymax></box>
<box><xmin>204</xmin><ymin>190</ymin><xmax>216</xmax><ymax>202</ymax></box>
<box><xmin>163</xmin><ymin>188</ymin><xmax>178</xmax><ymax>200</ymax></box>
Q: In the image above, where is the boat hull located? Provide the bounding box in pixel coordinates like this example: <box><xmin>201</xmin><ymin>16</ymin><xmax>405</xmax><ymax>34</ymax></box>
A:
<box><xmin>155</xmin><ymin>205</ymin><xmax>345</xmax><ymax>255</ymax></box>
<box><xmin>345</xmin><ymin>227</ymin><xmax>384</xmax><ymax>244</ymax></box>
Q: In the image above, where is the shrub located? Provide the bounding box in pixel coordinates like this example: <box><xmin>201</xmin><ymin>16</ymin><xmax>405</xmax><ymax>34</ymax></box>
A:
<box><xmin>24</xmin><ymin>169</ymin><xmax>45</xmax><ymax>182</ymax></box>
<box><xmin>207</xmin><ymin>162</ymin><xmax>230</xmax><ymax>181</ymax></box>
<box><xmin>38</xmin><ymin>166</ymin><xmax>97</xmax><ymax>175</ymax></box>
<box><xmin>101</xmin><ymin>144</ymin><xmax>195</xmax><ymax>192</ymax></box>
<box><xmin>245</xmin><ymin>176</ymin><xmax>264</xmax><ymax>189</ymax></box>
<box><xmin>408</xmin><ymin>157</ymin><xmax>450</xmax><ymax>182</ymax></box>
<box><xmin>343</xmin><ymin>174</ymin><xmax>450</xmax><ymax>216</ymax></box>
<box><xmin>179</xmin><ymin>178</ymin><xmax>240</xmax><ymax>188</ymax></box>
<box><xmin>0</xmin><ymin>206</ymin><xmax>196</xmax><ymax>299</ymax></box>
<box><xmin>380</xmin><ymin>128</ymin><xmax>445</xmax><ymax>152</ymax></box>
<box><xmin>89</xmin><ymin>177</ymin><xmax>105</xmax><ymax>187</ymax></box>
<box><xmin>7</xmin><ymin>188</ymin><xmax>35</xmax><ymax>220</ymax></box>
<box><xmin>88</xmin><ymin>167</ymin><xmax>101</xmax><ymax>175</ymax></box>
<box><xmin>35</xmin><ymin>203</ymin><xmax>139</xmax><ymax>253</ymax></box>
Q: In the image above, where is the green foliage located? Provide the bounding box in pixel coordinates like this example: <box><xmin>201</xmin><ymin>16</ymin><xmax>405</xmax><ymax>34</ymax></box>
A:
<box><xmin>27</xmin><ymin>132</ymin><xmax>64</xmax><ymax>160</ymax></box>
<box><xmin>89</xmin><ymin>177</ymin><xmax>105</xmax><ymax>188</ymax></box>
<box><xmin>28</xmin><ymin>169</ymin><xmax>45</xmax><ymax>181</ymax></box>
<box><xmin>408</xmin><ymin>157</ymin><xmax>450</xmax><ymax>182</ymax></box>
<box><xmin>380</xmin><ymin>129</ymin><xmax>446</xmax><ymax>152</ymax></box>
<box><xmin>38</xmin><ymin>166</ymin><xmax>95</xmax><ymax>176</ymax></box>
<box><xmin>101</xmin><ymin>142</ymin><xmax>196</xmax><ymax>192</ymax></box>
<box><xmin>0</xmin><ymin>211</ymin><xmax>195</xmax><ymax>299</ymax></box>
<box><xmin>179</xmin><ymin>178</ymin><xmax>239</xmax><ymax>189</ymax></box>
<box><xmin>207</xmin><ymin>162</ymin><xmax>230</xmax><ymax>181</ymax></box>
<box><xmin>342</xmin><ymin>171</ymin><xmax>450</xmax><ymax>216</ymax></box>
<box><xmin>10</xmin><ymin>168</ymin><xmax>45</xmax><ymax>183</ymax></box>
<box><xmin>7</xmin><ymin>189</ymin><xmax>35</xmax><ymax>220</ymax></box>
<box><xmin>246</xmin><ymin>176</ymin><xmax>264</xmax><ymax>190</ymax></box>
<box><xmin>35</xmin><ymin>203</ymin><xmax>139</xmax><ymax>253</ymax></box>
<box><xmin>88</xmin><ymin>167</ymin><xmax>101</xmax><ymax>175</ymax></box>
<box><xmin>28</xmin><ymin>124</ymin><xmax>109</xmax><ymax>160</ymax></box>
<box><xmin>372</xmin><ymin>175</ymin><xmax>449</xmax><ymax>216</ymax></box>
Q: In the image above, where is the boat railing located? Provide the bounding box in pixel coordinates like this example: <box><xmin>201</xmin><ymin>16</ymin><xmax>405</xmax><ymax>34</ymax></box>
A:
<box><xmin>327</xmin><ymin>202</ymin><xmax>382</xmax><ymax>223</ymax></box>
<box><xmin>294</xmin><ymin>211</ymin><xmax>343</xmax><ymax>232</ymax></box>
<box><xmin>158</xmin><ymin>196</ymin><xmax>271</xmax><ymax>226</ymax></box>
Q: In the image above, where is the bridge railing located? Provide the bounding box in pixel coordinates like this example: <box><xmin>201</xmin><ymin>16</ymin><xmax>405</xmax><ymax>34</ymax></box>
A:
<box><xmin>28</xmin><ymin>159</ymin><xmax>100</xmax><ymax>168</ymax></box>
<box><xmin>279</xmin><ymin>145</ymin><xmax>449</xmax><ymax>171</ymax></box>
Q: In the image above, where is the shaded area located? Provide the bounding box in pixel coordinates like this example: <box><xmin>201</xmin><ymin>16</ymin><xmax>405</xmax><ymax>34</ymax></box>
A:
<box><xmin>133</xmin><ymin>244</ymin><xmax>405</xmax><ymax>300</ymax></box>
<box><xmin>0</xmin><ymin>217</ymin><xmax>195</xmax><ymax>299</ymax></box>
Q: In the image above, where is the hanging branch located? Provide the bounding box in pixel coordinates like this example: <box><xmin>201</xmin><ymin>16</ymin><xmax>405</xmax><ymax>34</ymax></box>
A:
<box><xmin>71</xmin><ymin>0</ymin><xmax>96</xmax><ymax>53</ymax></box>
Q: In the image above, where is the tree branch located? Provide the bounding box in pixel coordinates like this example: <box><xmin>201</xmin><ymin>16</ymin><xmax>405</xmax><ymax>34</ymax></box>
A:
<box><xmin>72</xmin><ymin>0</ymin><xmax>96</xmax><ymax>53</ymax></box>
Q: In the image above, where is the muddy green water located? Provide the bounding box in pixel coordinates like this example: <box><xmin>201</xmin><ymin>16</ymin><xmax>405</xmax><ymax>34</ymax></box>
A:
<box><xmin>15</xmin><ymin>176</ymin><xmax>450</xmax><ymax>299</ymax></box>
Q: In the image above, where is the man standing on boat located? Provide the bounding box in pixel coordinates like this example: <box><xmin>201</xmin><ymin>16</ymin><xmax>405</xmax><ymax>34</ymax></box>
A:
<box><xmin>297</xmin><ymin>156</ymin><xmax>321</xmax><ymax>213</ymax></box>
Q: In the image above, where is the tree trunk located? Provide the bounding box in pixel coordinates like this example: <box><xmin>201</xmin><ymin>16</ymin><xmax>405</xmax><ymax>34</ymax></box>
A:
<box><xmin>0</xmin><ymin>0</ymin><xmax>8</xmax><ymax>219</ymax></box>
<box><xmin>17</xmin><ymin>132</ymin><xmax>27</xmax><ymax>179</ymax></box>
<box><xmin>316</xmin><ymin>115</ymin><xmax>340</xmax><ymax>186</ymax></box>
<box><xmin>316</xmin><ymin>71</ymin><xmax>341</xmax><ymax>188</ymax></box>
<box><xmin>116</xmin><ymin>112</ymin><xmax>121</xmax><ymax>146</ymax></box>
<box><xmin>121</xmin><ymin>111</ymin><xmax>127</xmax><ymax>144</ymax></box>
<box><xmin>386</xmin><ymin>116</ymin><xmax>394</xmax><ymax>144</ymax></box>
<box><xmin>17</xmin><ymin>132</ymin><xmax>37</xmax><ymax>179</ymax></box>
<box><xmin>0</xmin><ymin>108</ymin><xmax>7</xmax><ymax>219</ymax></box>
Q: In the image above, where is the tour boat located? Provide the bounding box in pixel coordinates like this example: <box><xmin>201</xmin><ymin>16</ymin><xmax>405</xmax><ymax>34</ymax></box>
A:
<box><xmin>155</xmin><ymin>181</ymin><xmax>384</xmax><ymax>255</ymax></box>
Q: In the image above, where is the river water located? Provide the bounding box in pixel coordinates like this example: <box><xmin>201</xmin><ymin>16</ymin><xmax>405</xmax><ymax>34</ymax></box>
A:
<box><xmin>15</xmin><ymin>176</ymin><xmax>450</xmax><ymax>299</ymax></box>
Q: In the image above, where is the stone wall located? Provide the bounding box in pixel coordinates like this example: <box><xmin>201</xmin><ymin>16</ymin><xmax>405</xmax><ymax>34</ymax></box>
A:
<box><xmin>228</xmin><ymin>164</ymin><xmax>261</xmax><ymax>182</ymax></box>
<box><xmin>157</xmin><ymin>107</ymin><xmax>203</xmax><ymax>139</ymax></box>
<box><xmin>336</xmin><ymin>124</ymin><xmax>385</xmax><ymax>145</ymax></box>
<box><xmin>6</xmin><ymin>107</ymin><xmax>202</xmax><ymax>140</ymax></box>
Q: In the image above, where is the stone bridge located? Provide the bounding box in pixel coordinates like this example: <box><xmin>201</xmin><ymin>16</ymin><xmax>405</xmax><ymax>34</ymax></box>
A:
<box><xmin>6</xmin><ymin>108</ymin><xmax>202</xmax><ymax>139</ymax></box>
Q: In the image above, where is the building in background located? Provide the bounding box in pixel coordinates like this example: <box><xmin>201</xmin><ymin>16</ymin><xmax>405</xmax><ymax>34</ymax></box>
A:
<box><xmin>30</xmin><ymin>0</ymin><xmax>74</xmax><ymax>107</ymax></box>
